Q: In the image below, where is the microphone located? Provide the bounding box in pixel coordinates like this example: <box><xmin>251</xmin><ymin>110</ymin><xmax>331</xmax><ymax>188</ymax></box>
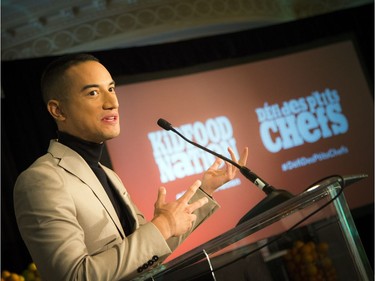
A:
<box><xmin>158</xmin><ymin>118</ymin><xmax>272</xmax><ymax>193</ymax></box>
<box><xmin>157</xmin><ymin>118</ymin><xmax>294</xmax><ymax>224</ymax></box>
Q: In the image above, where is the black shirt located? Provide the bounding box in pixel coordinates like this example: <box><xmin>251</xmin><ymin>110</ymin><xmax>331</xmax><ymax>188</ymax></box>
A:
<box><xmin>57</xmin><ymin>131</ymin><xmax>135</xmax><ymax>236</ymax></box>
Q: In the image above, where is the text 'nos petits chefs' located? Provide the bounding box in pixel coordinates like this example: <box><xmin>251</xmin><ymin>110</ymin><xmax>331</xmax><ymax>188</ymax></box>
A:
<box><xmin>255</xmin><ymin>88</ymin><xmax>349</xmax><ymax>153</ymax></box>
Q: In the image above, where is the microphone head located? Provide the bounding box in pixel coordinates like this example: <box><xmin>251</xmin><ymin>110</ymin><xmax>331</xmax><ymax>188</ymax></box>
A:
<box><xmin>157</xmin><ymin>118</ymin><xmax>173</xmax><ymax>131</ymax></box>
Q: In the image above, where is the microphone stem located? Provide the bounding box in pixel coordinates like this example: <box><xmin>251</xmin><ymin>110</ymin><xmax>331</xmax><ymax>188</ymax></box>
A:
<box><xmin>171</xmin><ymin>128</ymin><xmax>237</xmax><ymax>166</ymax></box>
<box><xmin>171</xmin><ymin>128</ymin><xmax>274</xmax><ymax>194</ymax></box>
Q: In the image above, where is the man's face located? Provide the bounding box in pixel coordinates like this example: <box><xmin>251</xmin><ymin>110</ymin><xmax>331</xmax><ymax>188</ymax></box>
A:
<box><xmin>56</xmin><ymin>60</ymin><xmax>120</xmax><ymax>143</ymax></box>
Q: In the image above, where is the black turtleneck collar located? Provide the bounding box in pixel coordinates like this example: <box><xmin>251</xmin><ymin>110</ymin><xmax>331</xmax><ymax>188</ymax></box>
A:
<box><xmin>57</xmin><ymin>131</ymin><xmax>104</xmax><ymax>166</ymax></box>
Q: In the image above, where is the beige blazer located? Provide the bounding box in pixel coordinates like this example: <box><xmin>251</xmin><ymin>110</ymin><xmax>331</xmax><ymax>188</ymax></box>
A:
<box><xmin>14</xmin><ymin>140</ymin><xmax>219</xmax><ymax>281</ymax></box>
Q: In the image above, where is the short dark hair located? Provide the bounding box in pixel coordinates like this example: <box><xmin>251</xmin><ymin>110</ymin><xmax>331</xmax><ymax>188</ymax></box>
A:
<box><xmin>40</xmin><ymin>53</ymin><xmax>99</xmax><ymax>104</ymax></box>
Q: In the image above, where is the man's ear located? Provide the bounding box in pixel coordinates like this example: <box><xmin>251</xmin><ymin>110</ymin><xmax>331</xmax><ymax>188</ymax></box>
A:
<box><xmin>47</xmin><ymin>100</ymin><xmax>65</xmax><ymax>121</ymax></box>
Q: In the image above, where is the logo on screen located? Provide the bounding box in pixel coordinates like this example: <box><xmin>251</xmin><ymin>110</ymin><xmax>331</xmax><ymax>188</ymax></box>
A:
<box><xmin>255</xmin><ymin>88</ymin><xmax>349</xmax><ymax>153</ymax></box>
<box><xmin>148</xmin><ymin>116</ymin><xmax>240</xmax><ymax>184</ymax></box>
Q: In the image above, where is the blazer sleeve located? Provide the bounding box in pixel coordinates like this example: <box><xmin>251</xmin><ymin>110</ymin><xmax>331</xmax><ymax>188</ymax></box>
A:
<box><xmin>14</xmin><ymin>156</ymin><xmax>219</xmax><ymax>281</ymax></box>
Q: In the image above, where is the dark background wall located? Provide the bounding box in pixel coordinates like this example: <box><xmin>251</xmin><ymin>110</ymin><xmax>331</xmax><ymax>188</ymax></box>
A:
<box><xmin>1</xmin><ymin>3</ymin><xmax>373</xmax><ymax>273</ymax></box>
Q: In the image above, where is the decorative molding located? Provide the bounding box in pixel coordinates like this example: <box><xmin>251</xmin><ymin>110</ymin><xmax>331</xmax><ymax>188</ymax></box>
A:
<box><xmin>1</xmin><ymin>0</ymin><xmax>372</xmax><ymax>61</ymax></box>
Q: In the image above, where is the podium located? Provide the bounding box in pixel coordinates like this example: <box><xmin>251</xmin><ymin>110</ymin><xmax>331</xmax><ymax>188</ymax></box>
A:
<box><xmin>133</xmin><ymin>175</ymin><xmax>373</xmax><ymax>281</ymax></box>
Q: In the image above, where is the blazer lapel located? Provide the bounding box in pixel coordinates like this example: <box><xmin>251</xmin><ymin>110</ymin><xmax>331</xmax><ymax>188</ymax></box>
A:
<box><xmin>48</xmin><ymin>140</ymin><xmax>126</xmax><ymax>238</ymax></box>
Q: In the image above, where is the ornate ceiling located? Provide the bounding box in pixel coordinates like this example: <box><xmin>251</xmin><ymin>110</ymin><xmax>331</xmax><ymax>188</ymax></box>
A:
<box><xmin>1</xmin><ymin>0</ymin><xmax>372</xmax><ymax>61</ymax></box>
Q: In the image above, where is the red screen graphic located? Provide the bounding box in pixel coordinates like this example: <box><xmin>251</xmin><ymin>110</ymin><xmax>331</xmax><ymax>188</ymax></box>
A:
<box><xmin>106</xmin><ymin>40</ymin><xmax>374</xmax><ymax>260</ymax></box>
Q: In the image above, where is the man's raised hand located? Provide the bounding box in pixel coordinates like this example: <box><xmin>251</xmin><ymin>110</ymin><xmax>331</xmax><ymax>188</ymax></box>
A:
<box><xmin>151</xmin><ymin>180</ymin><xmax>208</xmax><ymax>239</ymax></box>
